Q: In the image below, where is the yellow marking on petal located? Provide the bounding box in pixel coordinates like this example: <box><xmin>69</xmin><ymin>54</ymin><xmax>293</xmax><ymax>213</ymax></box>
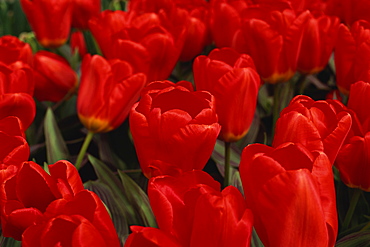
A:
<box><xmin>78</xmin><ymin>114</ymin><xmax>113</xmax><ymax>133</ymax></box>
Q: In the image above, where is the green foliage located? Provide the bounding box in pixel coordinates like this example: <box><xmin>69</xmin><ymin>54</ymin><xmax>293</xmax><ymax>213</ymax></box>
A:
<box><xmin>44</xmin><ymin>107</ymin><xmax>70</xmax><ymax>164</ymax></box>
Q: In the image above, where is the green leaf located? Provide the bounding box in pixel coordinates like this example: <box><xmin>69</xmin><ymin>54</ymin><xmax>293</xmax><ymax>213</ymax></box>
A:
<box><xmin>230</xmin><ymin>171</ymin><xmax>244</xmax><ymax>196</ymax></box>
<box><xmin>251</xmin><ymin>228</ymin><xmax>264</xmax><ymax>247</ymax></box>
<box><xmin>118</xmin><ymin>170</ymin><xmax>156</xmax><ymax>228</ymax></box>
<box><xmin>98</xmin><ymin>134</ymin><xmax>127</xmax><ymax>170</ymax></box>
<box><xmin>44</xmin><ymin>107</ymin><xmax>70</xmax><ymax>164</ymax></box>
<box><xmin>88</xmin><ymin>155</ymin><xmax>136</xmax><ymax>224</ymax></box>
<box><xmin>336</xmin><ymin>231</ymin><xmax>370</xmax><ymax>247</ymax></box>
<box><xmin>0</xmin><ymin>235</ymin><xmax>21</xmax><ymax>247</ymax></box>
<box><xmin>84</xmin><ymin>180</ymin><xmax>129</xmax><ymax>243</ymax></box>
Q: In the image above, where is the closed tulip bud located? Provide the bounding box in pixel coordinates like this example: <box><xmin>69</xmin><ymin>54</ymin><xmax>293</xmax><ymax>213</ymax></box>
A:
<box><xmin>129</xmin><ymin>80</ymin><xmax>221</xmax><ymax>178</ymax></box>
<box><xmin>78</xmin><ymin>54</ymin><xmax>146</xmax><ymax>133</ymax></box>
<box><xmin>336</xmin><ymin>81</ymin><xmax>370</xmax><ymax>191</ymax></box>
<box><xmin>335</xmin><ymin>20</ymin><xmax>370</xmax><ymax>95</ymax></box>
<box><xmin>240</xmin><ymin>142</ymin><xmax>338</xmax><ymax>247</ymax></box>
<box><xmin>193</xmin><ymin>47</ymin><xmax>260</xmax><ymax>142</ymax></box>
<box><xmin>70</xmin><ymin>31</ymin><xmax>88</xmax><ymax>58</ymax></box>
<box><xmin>232</xmin><ymin>5</ymin><xmax>310</xmax><ymax>83</ymax></box>
<box><xmin>32</xmin><ymin>51</ymin><xmax>78</xmax><ymax>102</ymax></box>
<box><xmin>209</xmin><ymin>0</ymin><xmax>249</xmax><ymax>48</ymax></box>
<box><xmin>297</xmin><ymin>12</ymin><xmax>340</xmax><ymax>74</ymax></box>
<box><xmin>20</xmin><ymin>0</ymin><xmax>73</xmax><ymax>48</ymax></box>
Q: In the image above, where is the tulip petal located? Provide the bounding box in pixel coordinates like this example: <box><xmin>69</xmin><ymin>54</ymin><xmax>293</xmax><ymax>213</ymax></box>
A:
<box><xmin>16</xmin><ymin>162</ymin><xmax>60</xmax><ymax>212</ymax></box>
<box><xmin>125</xmin><ymin>226</ymin><xmax>182</xmax><ymax>247</ymax></box>
<box><xmin>254</xmin><ymin>169</ymin><xmax>329</xmax><ymax>247</ymax></box>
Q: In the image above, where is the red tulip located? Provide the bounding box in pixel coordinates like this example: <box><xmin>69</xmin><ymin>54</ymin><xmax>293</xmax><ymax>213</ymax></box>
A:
<box><xmin>325</xmin><ymin>0</ymin><xmax>370</xmax><ymax>26</ymax></box>
<box><xmin>22</xmin><ymin>191</ymin><xmax>120</xmax><ymax>247</ymax></box>
<box><xmin>335</xmin><ymin>81</ymin><xmax>370</xmax><ymax>191</ymax></box>
<box><xmin>1</xmin><ymin>161</ymin><xmax>84</xmax><ymax>240</ymax></box>
<box><xmin>78</xmin><ymin>54</ymin><xmax>146</xmax><ymax>133</ymax></box>
<box><xmin>125</xmin><ymin>171</ymin><xmax>253</xmax><ymax>247</ymax></box>
<box><xmin>32</xmin><ymin>51</ymin><xmax>78</xmax><ymax>102</ymax></box>
<box><xmin>240</xmin><ymin>142</ymin><xmax>338</xmax><ymax>247</ymax></box>
<box><xmin>89</xmin><ymin>10</ymin><xmax>185</xmax><ymax>82</ymax></box>
<box><xmin>232</xmin><ymin>5</ymin><xmax>310</xmax><ymax>83</ymax></box>
<box><xmin>0</xmin><ymin>35</ymin><xmax>32</xmax><ymax>65</ymax></box>
<box><xmin>20</xmin><ymin>0</ymin><xmax>73</xmax><ymax>48</ymax></box>
<box><xmin>273</xmin><ymin>95</ymin><xmax>352</xmax><ymax>164</ymax></box>
<box><xmin>70</xmin><ymin>31</ymin><xmax>88</xmax><ymax>58</ymax></box>
<box><xmin>334</xmin><ymin>20</ymin><xmax>370</xmax><ymax>95</ymax></box>
<box><xmin>1</xmin><ymin>160</ymin><xmax>120</xmax><ymax>246</ymax></box>
<box><xmin>0</xmin><ymin>116</ymin><xmax>29</xmax><ymax>167</ymax></box>
<box><xmin>72</xmin><ymin>0</ymin><xmax>101</xmax><ymax>29</ymax></box>
<box><xmin>129</xmin><ymin>0</ymin><xmax>211</xmax><ymax>61</ymax></box>
<box><xmin>129</xmin><ymin>80</ymin><xmax>221</xmax><ymax>178</ymax></box>
<box><xmin>0</xmin><ymin>117</ymin><xmax>30</xmax><ymax>167</ymax></box>
<box><xmin>193</xmin><ymin>47</ymin><xmax>260</xmax><ymax>142</ymax></box>
<box><xmin>209</xmin><ymin>0</ymin><xmax>250</xmax><ymax>48</ymax></box>
<box><xmin>297</xmin><ymin>12</ymin><xmax>340</xmax><ymax>74</ymax></box>
<box><xmin>0</xmin><ymin>61</ymin><xmax>34</xmax><ymax>96</ymax></box>
<box><xmin>0</xmin><ymin>93</ymin><xmax>35</xmax><ymax>130</ymax></box>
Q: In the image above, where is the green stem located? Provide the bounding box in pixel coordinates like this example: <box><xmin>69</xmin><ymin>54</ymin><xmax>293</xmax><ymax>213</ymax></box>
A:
<box><xmin>342</xmin><ymin>189</ymin><xmax>362</xmax><ymax>230</ymax></box>
<box><xmin>223</xmin><ymin>141</ymin><xmax>231</xmax><ymax>188</ymax></box>
<box><xmin>75</xmin><ymin>131</ymin><xmax>94</xmax><ymax>170</ymax></box>
<box><xmin>295</xmin><ymin>73</ymin><xmax>307</xmax><ymax>95</ymax></box>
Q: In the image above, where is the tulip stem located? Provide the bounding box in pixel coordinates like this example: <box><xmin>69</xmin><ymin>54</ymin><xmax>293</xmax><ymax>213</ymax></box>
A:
<box><xmin>224</xmin><ymin>141</ymin><xmax>231</xmax><ymax>188</ymax></box>
<box><xmin>342</xmin><ymin>189</ymin><xmax>362</xmax><ymax>230</ymax></box>
<box><xmin>75</xmin><ymin>131</ymin><xmax>94</xmax><ymax>170</ymax></box>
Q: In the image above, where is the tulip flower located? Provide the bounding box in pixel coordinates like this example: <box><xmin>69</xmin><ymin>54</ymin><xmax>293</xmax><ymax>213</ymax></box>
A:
<box><xmin>89</xmin><ymin>10</ymin><xmax>185</xmax><ymax>82</ymax></box>
<box><xmin>0</xmin><ymin>35</ymin><xmax>32</xmax><ymax>65</ymax></box>
<box><xmin>208</xmin><ymin>0</ymin><xmax>249</xmax><ymax>48</ymax></box>
<box><xmin>129</xmin><ymin>80</ymin><xmax>221</xmax><ymax>178</ymax></box>
<box><xmin>22</xmin><ymin>191</ymin><xmax>120</xmax><ymax>247</ymax></box>
<box><xmin>1</xmin><ymin>160</ymin><xmax>120</xmax><ymax>246</ymax></box>
<box><xmin>297</xmin><ymin>12</ymin><xmax>340</xmax><ymax>74</ymax></box>
<box><xmin>0</xmin><ymin>61</ymin><xmax>34</xmax><ymax>96</ymax></box>
<box><xmin>70</xmin><ymin>31</ymin><xmax>88</xmax><ymax>58</ymax></box>
<box><xmin>325</xmin><ymin>0</ymin><xmax>370</xmax><ymax>26</ymax></box>
<box><xmin>273</xmin><ymin>95</ymin><xmax>352</xmax><ymax>164</ymax></box>
<box><xmin>20</xmin><ymin>0</ymin><xmax>73</xmax><ymax>48</ymax></box>
<box><xmin>125</xmin><ymin>171</ymin><xmax>253</xmax><ymax>247</ymax></box>
<box><xmin>240</xmin><ymin>142</ymin><xmax>338</xmax><ymax>247</ymax></box>
<box><xmin>335</xmin><ymin>81</ymin><xmax>370</xmax><ymax>191</ymax></box>
<box><xmin>232</xmin><ymin>5</ymin><xmax>310</xmax><ymax>83</ymax></box>
<box><xmin>129</xmin><ymin>0</ymin><xmax>211</xmax><ymax>61</ymax></box>
<box><xmin>0</xmin><ymin>93</ymin><xmax>35</xmax><ymax>130</ymax></box>
<box><xmin>193</xmin><ymin>47</ymin><xmax>260</xmax><ymax>142</ymax></box>
<box><xmin>0</xmin><ymin>116</ymin><xmax>29</xmax><ymax>167</ymax></box>
<box><xmin>334</xmin><ymin>20</ymin><xmax>370</xmax><ymax>95</ymax></box>
<box><xmin>32</xmin><ymin>51</ymin><xmax>78</xmax><ymax>102</ymax></box>
<box><xmin>77</xmin><ymin>54</ymin><xmax>146</xmax><ymax>133</ymax></box>
<box><xmin>76</xmin><ymin>54</ymin><xmax>146</xmax><ymax>170</ymax></box>
<box><xmin>72</xmin><ymin>0</ymin><xmax>101</xmax><ymax>30</ymax></box>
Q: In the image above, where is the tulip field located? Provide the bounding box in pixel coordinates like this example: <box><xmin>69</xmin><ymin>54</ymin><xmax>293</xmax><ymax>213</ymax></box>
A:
<box><xmin>1</xmin><ymin>0</ymin><xmax>370</xmax><ymax>246</ymax></box>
